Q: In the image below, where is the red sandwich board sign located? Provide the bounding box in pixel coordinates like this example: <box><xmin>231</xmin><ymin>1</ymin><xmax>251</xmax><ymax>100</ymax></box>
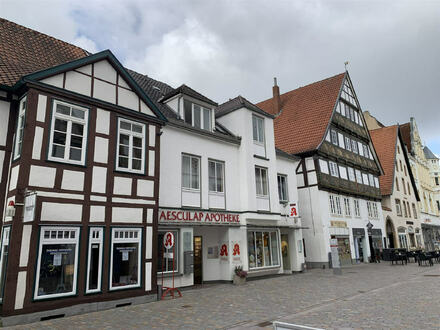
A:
<box><xmin>161</xmin><ymin>231</ymin><xmax>181</xmax><ymax>300</ymax></box>
<box><xmin>163</xmin><ymin>231</ymin><xmax>175</xmax><ymax>250</ymax></box>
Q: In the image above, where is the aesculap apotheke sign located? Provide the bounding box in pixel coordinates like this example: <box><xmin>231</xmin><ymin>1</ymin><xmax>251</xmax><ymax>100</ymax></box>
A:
<box><xmin>159</xmin><ymin>209</ymin><xmax>240</xmax><ymax>225</ymax></box>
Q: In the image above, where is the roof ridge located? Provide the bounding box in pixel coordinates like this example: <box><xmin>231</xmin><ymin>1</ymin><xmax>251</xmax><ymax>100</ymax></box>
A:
<box><xmin>0</xmin><ymin>17</ymin><xmax>90</xmax><ymax>56</ymax></box>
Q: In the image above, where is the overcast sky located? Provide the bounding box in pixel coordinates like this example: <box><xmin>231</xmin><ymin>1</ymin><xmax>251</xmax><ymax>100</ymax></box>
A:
<box><xmin>2</xmin><ymin>0</ymin><xmax>439</xmax><ymax>154</ymax></box>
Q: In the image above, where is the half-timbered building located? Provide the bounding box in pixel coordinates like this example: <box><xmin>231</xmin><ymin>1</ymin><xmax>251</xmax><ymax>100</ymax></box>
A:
<box><xmin>0</xmin><ymin>19</ymin><xmax>165</xmax><ymax>325</ymax></box>
<box><xmin>257</xmin><ymin>73</ymin><xmax>385</xmax><ymax>267</ymax></box>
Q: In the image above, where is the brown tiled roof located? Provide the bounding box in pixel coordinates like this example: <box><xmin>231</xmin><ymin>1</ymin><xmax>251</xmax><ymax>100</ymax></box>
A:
<box><xmin>257</xmin><ymin>73</ymin><xmax>345</xmax><ymax>155</ymax></box>
<box><xmin>399</xmin><ymin>122</ymin><xmax>412</xmax><ymax>154</ymax></box>
<box><xmin>0</xmin><ymin>18</ymin><xmax>89</xmax><ymax>87</ymax></box>
<box><xmin>369</xmin><ymin>125</ymin><xmax>398</xmax><ymax>196</ymax></box>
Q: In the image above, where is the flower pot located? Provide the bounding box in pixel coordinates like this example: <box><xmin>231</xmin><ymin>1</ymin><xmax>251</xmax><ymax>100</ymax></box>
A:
<box><xmin>233</xmin><ymin>274</ymin><xmax>246</xmax><ymax>285</ymax></box>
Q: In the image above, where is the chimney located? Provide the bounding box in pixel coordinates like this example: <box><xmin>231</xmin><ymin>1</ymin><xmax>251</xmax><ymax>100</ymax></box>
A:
<box><xmin>272</xmin><ymin>77</ymin><xmax>281</xmax><ymax>114</ymax></box>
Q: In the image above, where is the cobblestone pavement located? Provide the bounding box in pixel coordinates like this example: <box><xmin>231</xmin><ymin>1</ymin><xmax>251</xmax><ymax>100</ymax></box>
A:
<box><xmin>7</xmin><ymin>262</ymin><xmax>440</xmax><ymax>329</ymax></box>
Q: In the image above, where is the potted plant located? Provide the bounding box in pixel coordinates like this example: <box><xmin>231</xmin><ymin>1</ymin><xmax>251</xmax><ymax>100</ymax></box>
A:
<box><xmin>233</xmin><ymin>266</ymin><xmax>247</xmax><ymax>285</ymax></box>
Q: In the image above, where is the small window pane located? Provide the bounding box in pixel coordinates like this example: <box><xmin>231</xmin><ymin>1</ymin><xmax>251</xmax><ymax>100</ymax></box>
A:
<box><xmin>69</xmin><ymin>148</ymin><xmax>82</xmax><ymax>161</ymax></box>
<box><xmin>132</xmin><ymin>124</ymin><xmax>143</xmax><ymax>133</ymax></box>
<box><xmin>184</xmin><ymin>100</ymin><xmax>192</xmax><ymax>125</ymax></box>
<box><xmin>133</xmin><ymin>137</ymin><xmax>142</xmax><ymax>148</ymax></box>
<box><xmin>203</xmin><ymin>108</ymin><xmax>211</xmax><ymax>131</ymax></box>
<box><xmin>208</xmin><ymin>161</ymin><xmax>216</xmax><ymax>191</ymax></box>
<box><xmin>71</xmin><ymin>108</ymin><xmax>85</xmax><ymax>119</ymax></box>
<box><xmin>193</xmin><ymin>105</ymin><xmax>201</xmax><ymax>129</ymax></box>
<box><xmin>133</xmin><ymin>148</ymin><xmax>142</xmax><ymax>159</ymax></box>
<box><xmin>132</xmin><ymin>159</ymin><xmax>141</xmax><ymax>170</ymax></box>
<box><xmin>70</xmin><ymin>135</ymin><xmax>83</xmax><ymax>148</ymax></box>
<box><xmin>119</xmin><ymin>134</ymin><xmax>129</xmax><ymax>146</ymax></box>
<box><xmin>51</xmin><ymin>145</ymin><xmax>65</xmax><ymax>158</ymax></box>
<box><xmin>119</xmin><ymin>146</ymin><xmax>129</xmax><ymax>157</ymax></box>
<box><xmin>191</xmin><ymin>157</ymin><xmax>200</xmax><ymax>189</ymax></box>
<box><xmin>53</xmin><ymin>132</ymin><xmax>66</xmax><ymax>145</ymax></box>
<box><xmin>119</xmin><ymin>157</ymin><xmax>129</xmax><ymax>168</ymax></box>
<box><xmin>120</xmin><ymin>121</ymin><xmax>131</xmax><ymax>130</ymax></box>
<box><xmin>71</xmin><ymin>123</ymin><xmax>83</xmax><ymax>135</ymax></box>
<box><xmin>182</xmin><ymin>156</ymin><xmax>191</xmax><ymax>188</ymax></box>
<box><xmin>56</xmin><ymin>104</ymin><xmax>70</xmax><ymax>115</ymax></box>
<box><xmin>55</xmin><ymin>119</ymin><xmax>68</xmax><ymax>132</ymax></box>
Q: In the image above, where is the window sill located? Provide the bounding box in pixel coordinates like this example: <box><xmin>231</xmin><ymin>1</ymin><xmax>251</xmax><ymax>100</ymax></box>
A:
<box><xmin>46</xmin><ymin>158</ymin><xmax>86</xmax><ymax>168</ymax></box>
<box><xmin>208</xmin><ymin>192</ymin><xmax>225</xmax><ymax>196</ymax></box>
<box><xmin>109</xmin><ymin>284</ymin><xmax>141</xmax><ymax>291</ymax></box>
<box><xmin>114</xmin><ymin>168</ymin><xmax>146</xmax><ymax>176</ymax></box>
<box><xmin>182</xmin><ymin>188</ymin><xmax>201</xmax><ymax>193</ymax></box>
<box><xmin>253</xmin><ymin>155</ymin><xmax>269</xmax><ymax>161</ymax></box>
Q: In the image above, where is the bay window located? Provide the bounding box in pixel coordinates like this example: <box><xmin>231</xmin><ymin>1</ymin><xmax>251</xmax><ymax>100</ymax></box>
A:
<box><xmin>48</xmin><ymin>100</ymin><xmax>88</xmax><ymax>165</ymax></box>
<box><xmin>247</xmin><ymin>230</ymin><xmax>280</xmax><ymax>269</ymax></box>
<box><xmin>34</xmin><ymin>227</ymin><xmax>80</xmax><ymax>299</ymax></box>
<box><xmin>252</xmin><ymin>115</ymin><xmax>265</xmax><ymax>144</ymax></box>
<box><xmin>208</xmin><ymin>160</ymin><xmax>224</xmax><ymax>193</ymax></box>
<box><xmin>14</xmin><ymin>96</ymin><xmax>27</xmax><ymax>160</ymax></box>
<box><xmin>110</xmin><ymin>228</ymin><xmax>142</xmax><ymax>290</ymax></box>
<box><xmin>182</xmin><ymin>154</ymin><xmax>200</xmax><ymax>190</ymax></box>
<box><xmin>255</xmin><ymin>167</ymin><xmax>268</xmax><ymax>196</ymax></box>
<box><xmin>116</xmin><ymin>118</ymin><xmax>146</xmax><ymax>173</ymax></box>
<box><xmin>86</xmin><ymin>227</ymin><xmax>103</xmax><ymax>294</ymax></box>
<box><xmin>157</xmin><ymin>230</ymin><xmax>178</xmax><ymax>273</ymax></box>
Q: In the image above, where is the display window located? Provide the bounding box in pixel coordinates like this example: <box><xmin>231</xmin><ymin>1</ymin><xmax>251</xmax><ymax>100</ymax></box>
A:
<box><xmin>34</xmin><ymin>227</ymin><xmax>80</xmax><ymax>300</ymax></box>
<box><xmin>157</xmin><ymin>230</ymin><xmax>178</xmax><ymax>273</ymax></box>
<box><xmin>247</xmin><ymin>230</ymin><xmax>280</xmax><ymax>269</ymax></box>
<box><xmin>86</xmin><ymin>227</ymin><xmax>103</xmax><ymax>294</ymax></box>
<box><xmin>110</xmin><ymin>228</ymin><xmax>142</xmax><ymax>290</ymax></box>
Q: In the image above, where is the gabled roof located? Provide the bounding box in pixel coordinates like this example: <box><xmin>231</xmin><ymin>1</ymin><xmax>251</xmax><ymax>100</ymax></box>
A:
<box><xmin>423</xmin><ymin>146</ymin><xmax>438</xmax><ymax>160</ymax></box>
<box><xmin>160</xmin><ymin>84</ymin><xmax>218</xmax><ymax>106</ymax></box>
<box><xmin>399</xmin><ymin>122</ymin><xmax>412</xmax><ymax>154</ymax></box>
<box><xmin>369</xmin><ymin>125</ymin><xmax>398</xmax><ymax>196</ymax></box>
<box><xmin>370</xmin><ymin>125</ymin><xmax>420</xmax><ymax>200</ymax></box>
<box><xmin>19</xmin><ymin>50</ymin><xmax>166</xmax><ymax>121</ymax></box>
<box><xmin>257</xmin><ymin>72</ymin><xmax>346</xmax><ymax>155</ymax></box>
<box><xmin>0</xmin><ymin>17</ymin><xmax>89</xmax><ymax>87</ymax></box>
<box><xmin>216</xmin><ymin>95</ymin><xmax>274</xmax><ymax>119</ymax></box>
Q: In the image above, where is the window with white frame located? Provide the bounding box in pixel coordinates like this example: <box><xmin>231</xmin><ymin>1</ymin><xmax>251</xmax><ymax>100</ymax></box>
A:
<box><xmin>331</xmin><ymin>130</ymin><xmax>338</xmax><ymax>146</ymax></box>
<box><xmin>110</xmin><ymin>228</ymin><xmax>141</xmax><ymax>290</ymax></box>
<box><xmin>338</xmin><ymin>133</ymin><xmax>344</xmax><ymax>148</ymax></box>
<box><xmin>351</xmin><ymin>139</ymin><xmax>358</xmax><ymax>154</ymax></box>
<box><xmin>363</xmin><ymin>145</ymin><xmax>369</xmax><ymax>158</ymax></box>
<box><xmin>319</xmin><ymin>159</ymin><xmax>329</xmax><ymax>174</ymax></box>
<box><xmin>348</xmin><ymin>167</ymin><xmax>356</xmax><ymax>182</ymax></box>
<box><xmin>395</xmin><ymin>199</ymin><xmax>402</xmax><ymax>216</ymax></box>
<box><xmin>277</xmin><ymin>174</ymin><xmax>288</xmax><ymax>202</ymax></box>
<box><xmin>355</xmin><ymin>169</ymin><xmax>363</xmax><ymax>183</ymax></box>
<box><xmin>339</xmin><ymin>166</ymin><xmax>348</xmax><ymax>180</ymax></box>
<box><xmin>182</xmin><ymin>154</ymin><xmax>200</xmax><ymax>190</ymax></box>
<box><xmin>183</xmin><ymin>99</ymin><xmax>212</xmax><ymax>131</ymax></box>
<box><xmin>368</xmin><ymin>174</ymin><xmax>375</xmax><ymax>187</ymax></box>
<box><xmin>358</xmin><ymin>142</ymin><xmax>364</xmax><ymax>157</ymax></box>
<box><xmin>367</xmin><ymin>201</ymin><xmax>373</xmax><ymax>218</ymax></box>
<box><xmin>374</xmin><ymin>176</ymin><xmax>379</xmax><ymax>188</ymax></box>
<box><xmin>86</xmin><ymin>227</ymin><xmax>103</xmax><ymax>294</ymax></box>
<box><xmin>412</xmin><ymin>203</ymin><xmax>418</xmax><ymax>219</ymax></box>
<box><xmin>157</xmin><ymin>230</ymin><xmax>178</xmax><ymax>273</ymax></box>
<box><xmin>0</xmin><ymin>227</ymin><xmax>10</xmax><ymax>301</ymax></box>
<box><xmin>116</xmin><ymin>118</ymin><xmax>146</xmax><ymax>173</ymax></box>
<box><xmin>354</xmin><ymin>199</ymin><xmax>360</xmax><ymax>217</ymax></box>
<box><xmin>343</xmin><ymin>197</ymin><xmax>351</xmax><ymax>216</ymax></box>
<box><xmin>255</xmin><ymin>167</ymin><xmax>268</xmax><ymax>196</ymax></box>
<box><xmin>252</xmin><ymin>115</ymin><xmax>265</xmax><ymax>144</ymax></box>
<box><xmin>329</xmin><ymin>161</ymin><xmax>339</xmax><ymax>177</ymax></box>
<box><xmin>14</xmin><ymin>96</ymin><xmax>27</xmax><ymax>160</ymax></box>
<box><xmin>330</xmin><ymin>195</ymin><xmax>342</xmax><ymax>215</ymax></box>
<box><xmin>247</xmin><ymin>230</ymin><xmax>279</xmax><ymax>269</ymax></box>
<box><xmin>362</xmin><ymin>173</ymin><xmax>369</xmax><ymax>185</ymax></box>
<box><xmin>208</xmin><ymin>160</ymin><xmax>224</xmax><ymax>193</ymax></box>
<box><xmin>344</xmin><ymin>136</ymin><xmax>352</xmax><ymax>151</ymax></box>
<box><xmin>48</xmin><ymin>100</ymin><xmax>88</xmax><ymax>165</ymax></box>
<box><xmin>372</xmin><ymin>202</ymin><xmax>379</xmax><ymax>218</ymax></box>
<box><xmin>34</xmin><ymin>227</ymin><xmax>80</xmax><ymax>299</ymax></box>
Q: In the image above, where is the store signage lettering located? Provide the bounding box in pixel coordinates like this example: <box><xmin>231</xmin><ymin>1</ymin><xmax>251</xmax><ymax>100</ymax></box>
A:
<box><xmin>159</xmin><ymin>209</ymin><xmax>240</xmax><ymax>224</ymax></box>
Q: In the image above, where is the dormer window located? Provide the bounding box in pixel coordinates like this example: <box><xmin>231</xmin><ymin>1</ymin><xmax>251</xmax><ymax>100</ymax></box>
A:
<box><xmin>252</xmin><ymin>115</ymin><xmax>264</xmax><ymax>144</ymax></box>
<box><xmin>183</xmin><ymin>99</ymin><xmax>212</xmax><ymax>131</ymax></box>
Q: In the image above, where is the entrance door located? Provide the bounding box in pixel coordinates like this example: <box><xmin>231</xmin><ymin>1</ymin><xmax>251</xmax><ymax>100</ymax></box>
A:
<box><xmin>193</xmin><ymin>236</ymin><xmax>202</xmax><ymax>284</ymax></box>
<box><xmin>333</xmin><ymin>236</ymin><xmax>351</xmax><ymax>266</ymax></box>
<box><xmin>281</xmin><ymin>234</ymin><xmax>290</xmax><ymax>271</ymax></box>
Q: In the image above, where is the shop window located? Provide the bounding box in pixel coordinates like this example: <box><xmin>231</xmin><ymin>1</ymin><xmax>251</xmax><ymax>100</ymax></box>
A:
<box><xmin>277</xmin><ymin>174</ymin><xmax>288</xmax><ymax>203</ymax></box>
<box><xmin>110</xmin><ymin>228</ymin><xmax>141</xmax><ymax>290</ymax></box>
<box><xmin>354</xmin><ymin>199</ymin><xmax>361</xmax><ymax>217</ymax></box>
<box><xmin>182</xmin><ymin>154</ymin><xmax>200</xmax><ymax>190</ymax></box>
<box><xmin>184</xmin><ymin>99</ymin><xmax>212</xmax><ymax>131</ymax></box>
<box><xmin>13</xmin><ymin>96</ymin><xmax>27</xmax><ymax>160</ymax></box>
<box><xmin>208</xmin><ymin>160</ymin><xmax>224</xmax><ymax>193</ymax></box>
<box><xmin>252</xmin><ymin>115</ymin><xmax>265</xmax><ymax>144</ymax></box>
<box><xmin>247</xmin><ymin>231</ymin><xmax>280</xmax><ymax>269</ymax></box>
<box><xmin>255</xmin><ymin>167</ymin><xmax>268</xmax><ymax>197</ymax></box>
<box><xmin>116</xmin><ymin>118</ymin><xmax>146</xmax><ymax>173</ymax></box>
<box><xmin>0</xmin><ymin>227</ymin><xmax>10</xmax><ymax>302</ymax></box>
<box><xmin>157</xmin><ymin>231</ymin><xmax>178</xmax><ymax>273</ymax></box>
<box><xmin>48</xmin><ymin>100</ymin><xmax>88</xmax><ymax>165</ymax></box>
<box><xmin>34</xmin><ymin>227</ymin><xmax>80</xmax><ymax>300</ymax></box>
<box><xmin>86</xmin><ymin>227</ymin><xmax>103</xmax><ymax>294</ymax></box>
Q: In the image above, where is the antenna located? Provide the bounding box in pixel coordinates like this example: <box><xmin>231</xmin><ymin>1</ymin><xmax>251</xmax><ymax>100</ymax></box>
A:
<box><xmin>344</xmin><ymin>61</ymin><xmax>349</xmax><ymax>71</ymax></box>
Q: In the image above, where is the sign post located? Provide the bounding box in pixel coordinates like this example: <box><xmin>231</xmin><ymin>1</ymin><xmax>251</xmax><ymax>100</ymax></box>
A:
<box><xmin>330</xmin><ymin>238</ymin><xmax>342</xmax><ymax>275</ymax></box>
<box><xmin>161</xmin><ymin>232</ymin><xmax>182</xmax><ymax>300</ymax></box>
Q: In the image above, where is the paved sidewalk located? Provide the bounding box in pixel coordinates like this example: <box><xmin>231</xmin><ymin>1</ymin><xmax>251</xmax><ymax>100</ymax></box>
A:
<box><xmin>7</xmin><ymin>262</ymin><xmax>440</xmax><ymax>329</ymax></box>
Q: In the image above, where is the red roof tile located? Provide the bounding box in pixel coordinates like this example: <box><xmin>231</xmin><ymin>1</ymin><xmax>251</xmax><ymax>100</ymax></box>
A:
<box><xmin>369</xmin><ymin>125</ymin><xmax>398</xmax><ymax>196</ymax></box>
<box><xmin>257</xmin><ymin>73</ymin><xmax>345</xmax><ymax>155</ymax></box>
<box><xmin>399</xmin><ymin>122</ymin><xmax>412</xmax><ymax>154</ymax></box>
<box><xmin>0</xmin><ymin>18</ymin><xmax>88</xmax><ymax>87</ymax></box>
